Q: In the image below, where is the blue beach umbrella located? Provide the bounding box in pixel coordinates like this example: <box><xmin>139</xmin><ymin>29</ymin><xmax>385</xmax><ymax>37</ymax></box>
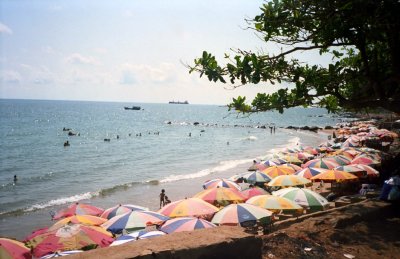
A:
<box><xmin>102</xmin><ymin>210</ymin><xmax>169</xmax><ymax>234</ymax></box>
<box><xmin>160</xmin><ymin>217</ymin><xmax>216</xmax><ymax>234</ymax></box>
<box><xmin>241</xmin><ymin>171</ymin><xmax>272</xmax><ymax>184</ymax></box>
<box><xmin>100</xmin><ymin>204</ymin><xmax>149</xmax><ymax>220</ymax></box>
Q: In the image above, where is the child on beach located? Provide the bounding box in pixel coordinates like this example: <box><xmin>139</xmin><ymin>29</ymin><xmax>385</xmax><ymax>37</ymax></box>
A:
<box><xmin>159</xmin><ymin>189</ymin><xmax>166</xmax><ymax>208</ymax></box>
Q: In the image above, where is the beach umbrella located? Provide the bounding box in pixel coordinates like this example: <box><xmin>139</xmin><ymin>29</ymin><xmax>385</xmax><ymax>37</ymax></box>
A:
<box><xmin>303</xmin><ymin>158</ymin><xmax>338</xmax><ymax>169</ymax></box>
<box><xmin>294</xmin><ymin>167</ymin><xmax>327</xmax><ymax>179</ymax></box>
<box><xmin>193</xmin><ymin>187</ymin><xmax>246</xmax><ymax>207</ymax></box>
<box><xmin>241</xmin><ymin>171</ymin><xmax>272</xmax><ymax>184</ymax></box>
<box><xmin>102</xmin><ymin>210</ymin><xmax>169</xmax><ymax>234</ymax></box>
<box><xmin>241</xmin><ymin>186</ymin><xmax>269</xmax><ymax>200</ymax></box>
<box><xmin>211</xmin><ymin>203</ymin><xmax>273</xmax><ymax>227</ymax></box>
<box><xmin>40</xmin><ymin>250</ymin><xmax>83</xmax><ymax>258</ymax></box>
<box><xmin>282</xmin><ymin>163</ymin><xmax>302</xmax><ymax>171</ymax></box>
<box><xmin>311</xmin><ymin>169</ymin><xmax>359</xmax><ymax>183</ymax></box>
<box><xmin>334</xmin><ymin>165</ymin><xmax>368</xmax><ymax>178</ymax></box>
<box><xmin>351</xmin><ymin>156</ymin><xmax>380</xmax><ymax>166</ymax></box>
<box><xmin>261</xmin><ymin>166</ymin><xmax>295</xmax><ymax>179</ymax></box>
<box><xmin>325</xmin><ymin>155</ymin><xmax>352</xmax><ymax>166</ymax></box>
<box><xmin>158</xmin><ymin>197</ymin><xmax>219</xmax><ymax>219</ymax></box>
<box><xmin>100</xmin><ymin>204</ymin><xmax>148</xmax><ymax>220</ymax></box>
<box><xmin>266</xmin><ymin>175</ymin><xmax>312</xmax><ymax>188</ymax></box>
<box><xmin>352</xmin><ymin>164</ymin><xmax>380</xmax><ymax>178</ymax></box>
<box><xmin>272</xmin><ymin>187</ymin><xmax>329</xmax><ymax>212</ymax></box>
<box><xmin>24</xmin><ymin>227</ymin><xmax>49</xmax><ymax>242</ymax></box>
<box><xmin>263</xmin><ymin>159</ymin><xmax>288</xmax><ymax>166</ymax></box>
<box><xmin>228</xmin><ymin>173</ymin><xmax>244</xmax><ymax>183</ymax></box>
<box><xmin>52</xmin><ymin>203</ymin><xmax>104</xmax><ymax>220</ymax></box>
<box><xmin>341</xmin><ymin>136</ymin><xmax>360</xmax><ymax>147</ymax></box>
<box><xmin>29</xmin><ymin>224</ymin><xmax>113</xmax><ymax>258</ymax></box>
<box><xmin>203</xmin><ymin>178</ymin><xmax>241</xmax><ymax>191</ymax></box>
<box><xmin>160</xmin><ymin>217</ymin><xmax>216</xmax><ymax>234</ymax></box>
<box><xmin>110</xmin><ymin>230</ymin><xmax>166</xmax><ymax>246</ymax></box>
<box><xmin>49</xmin><ymin>215</ymin><xmax>107</xmax><ymax>231</ymax></box>
<box><xmin>278</xmin><ymin>155</ymin><xmax>302</xmax><ymax>164</ymax></box>
<box><xmin>246</xmin><ymin>195</ymin><xmax>303</xmax><ymax>213</ymax></box>
<box><xmin>0</xmin><ymin>238</ymin><xmax>31</xmax><ymax>259</ymax></box>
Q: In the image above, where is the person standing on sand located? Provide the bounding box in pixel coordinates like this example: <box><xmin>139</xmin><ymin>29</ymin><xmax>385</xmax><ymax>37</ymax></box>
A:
<box><xmin>159</xmin><ymin>189</ymin><xmax>166</xmax><ymax>208</ymax></box>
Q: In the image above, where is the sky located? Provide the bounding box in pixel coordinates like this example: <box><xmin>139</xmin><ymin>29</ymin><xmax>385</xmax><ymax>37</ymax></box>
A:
<box><xmin>0</xmin><ymin>0</ymin><xmax>328</xmax><ymax>105</ymax></box>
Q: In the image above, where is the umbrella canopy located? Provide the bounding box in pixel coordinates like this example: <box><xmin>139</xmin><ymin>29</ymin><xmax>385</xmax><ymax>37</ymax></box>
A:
<box><xmin>311</xmin><ymin>169</ymin><xmax>359</xmax><ymax>183</ymax></box>
<box><xmin>53</xmin><ymin>203</ymin><xmax>104</xmax><ymax>220</ymax></box>
<box><xmin>352</xmin><ymin>164</ymin><xmax>380</xmax><ymax>178</ymax></box>
<box><xmin>41</xmin><ymin>250</ymin><xmax>83</xmax><ymax>258</ymax></box>
<box><xmin>294</xmin><ymin>167</ymin><xmax>327</xmax><ymax>179</ymax></box>
<box><xmin>351</xmin><ymin>156</ymin><xmax>380</xmax><ymax>166</ymax></box>
<box><xmin>158</xmin><ymin>198</ymin><xmax>219</xmax><ymax>219</ymax></box>
<box><xmin>278</xmin><ymin>155</ymin><xmax>302</xmax><ymax>164</ymax></box>
<box><xmin>263</xmin><ymin>159</ymin><xmax>288</xmax><ymax>166</ymax></box>
<box><xmin>211</xmin><ymin>203</ymin><xmax>273</xmax><ymax>227</ymax></box>
<box><xmin>49</xmin><ymin>215</ymin><xmax>107</xmax><ymax>231</ymax></box>
<box><xmin>110</xmin><ymin>230</ymin><xmax>166</xmax><ymax>246</ymax></box>
<box><xmin>303</xmin><ymin>158</ymin><xmax>339</xmax><ymax>169</ymax></box>
<box><xmin>160</xmin><ymin>217</ymin><xmax>216</xmax><ymax>234</ymax></box>
<box><xmin>193</xmin><ymin>187</ymin><xmax>246</xmax><ymax>207</ymax></box>
<box><xmin>203</xmin><ymin>178</ymin><xmax>241</xmax><ymax>191</ymax></box>
<box><xmin>100</xmin><ymin>204</ymin><xmax>148</xmax><ymax>220</ymax></box>
<box><xmin>24</xmin><ymin>227</ymin><xmax>49</xmax><ymax>242</ymax></box>
<box><xmin>241</xmin><ymin>171</ymin><xmax>272</xmax><ymax>184</ymax></box>
<box><xmin>241</xmin><ymin>186</ymin><xmax>269</xmax><ymax>200</ymax></box>
<box><xmin>29</xmin><ymin>224</ymin><xmax>113</xmax><ymax>258</ymax></box>
<box><xmin>325</xmin><ymin>155</ymin><xmax>352</xmax><ymax>166</ymax></box>
<box><xmin>246</xmin><ymin>195</ymin><xmax>303</xmax><ymax>213</ymax></box>
<box><xmin>266</xmin><ymin>175</ymin><xmax>312</xmax><ymax>187</ymax></box>
<box><xmin>334</xmin><ymin>165</ymin><xmax>368</xmax><ymax>178</ymax></box>
<box><xmin>261</xmin><ymin>166</ymin><xmax>295</xmax><ymax>179</ymax></box>
<box><xmin>0</xmin><ymin>238</ymin><xmax>31</xmax><ymax>259</ymax></box>
<box><xmin>102</xmin><ymin>210</ymin><xmax>169</xmax><ymax>234</ymax></box>
<box><xmin>282</xmin><ymin>163</ymin><xmax>302</xmax><ymax>171</ymax></box>
<box><xmin>272</xmin><ymin>187</ymin><xmax>329</xmax><ymax>212</ymax></box>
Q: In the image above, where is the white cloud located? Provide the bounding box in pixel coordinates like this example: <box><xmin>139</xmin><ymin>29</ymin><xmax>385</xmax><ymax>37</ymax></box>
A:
<box><xmin>0</xmin><ymin>70</ymin><xmax>21</xmax><ymax>84</ymax></box>
<box><xmin>0</xmin><ymin>22</ymin><xmax>12</xmax><ymax>34</ymax></box>
<box><xmin>65</xmin><ymin>53</ymin><xmax>99</xmax><ymax>65</ymax></box>
<box><xmin>119</xmin><ymin>63</ymin><xmax>176</xmax><ymax>85</ymax></box>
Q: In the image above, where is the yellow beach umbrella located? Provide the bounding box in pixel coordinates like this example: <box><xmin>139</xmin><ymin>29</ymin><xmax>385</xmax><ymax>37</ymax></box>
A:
<box><xmin>311</xmin><ymin>169</ymin><xmax>359</xmax><ymax>183</ymax></box>
<box><xmin>261</xmin><ymin>166</ymin><xmax>295</xmax><ymax>179</ymax></box>
<box><xmin>246</xmin><ymin>194</ymin><xmax>303</xmax><ymax>213</ymax></box>
<box><xmin>267</xmin><ymin>175</ymin><xmax>312</xmax><ymax>187</ymax></box>
<box><xmin>49</xmin><ymin>215</ymin><xmax>107</xmax><ymax>231</ymax></box>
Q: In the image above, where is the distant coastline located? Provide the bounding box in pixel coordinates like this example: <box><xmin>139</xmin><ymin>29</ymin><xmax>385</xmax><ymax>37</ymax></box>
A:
<box><xmin>169</xmin><ymin>100</ymin><xmax>189</xmax><ymax>104</ymax></box>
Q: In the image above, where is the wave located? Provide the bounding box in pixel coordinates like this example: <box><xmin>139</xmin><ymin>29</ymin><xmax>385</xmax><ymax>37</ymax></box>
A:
<box><xmin>243</xmin><ymin>136</ymin><xmax>258</xmax><ymax>141</ymax></box>
<box><xmin>160</xmin><ymin>158</ymin><xmax>251</xmax><ymax>183</ymax></box>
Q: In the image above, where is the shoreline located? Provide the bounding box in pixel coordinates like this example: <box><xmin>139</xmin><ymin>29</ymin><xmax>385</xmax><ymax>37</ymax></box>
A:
<box><xmin>0</xmin><ymin>129</ymin><xmax>328</xmax><ymax>240</ymax></box>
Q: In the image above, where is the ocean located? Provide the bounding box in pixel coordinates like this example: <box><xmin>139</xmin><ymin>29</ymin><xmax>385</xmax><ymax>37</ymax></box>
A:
<box><xmin>0</xmin><ymin>99</ymin><xmax>344</xmax><ymax>239</ymax></box>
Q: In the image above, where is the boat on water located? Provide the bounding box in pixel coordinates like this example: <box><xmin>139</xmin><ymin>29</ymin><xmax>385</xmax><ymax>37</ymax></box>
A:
<box><xmin>169</xmin><ymin>100</ymin><xmax>189</xmax><ymax>104</ymax></box>
<box><xmin>124</xmin><ymin>106</ymin><xmax>141</xmax><ymax>110</ymax></box>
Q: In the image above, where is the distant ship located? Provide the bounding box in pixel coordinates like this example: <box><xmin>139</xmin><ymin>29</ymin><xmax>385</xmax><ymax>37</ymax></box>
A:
<box><xmin>169</xmin><ymin>100</ymin><xmax>189</xmax><ymax>104</ymax></box>
<box><xmin>124</xmin><ymin>106</ymin><xmax>141</xmax><ymax>110</ymax></box>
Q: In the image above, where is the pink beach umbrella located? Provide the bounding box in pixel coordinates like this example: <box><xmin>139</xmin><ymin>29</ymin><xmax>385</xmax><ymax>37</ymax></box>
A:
<box><xmin>303</xmin><ymin>158</ymin><xmax>339</xmax><ymax>169</ymax></box>
<box><xmin>100</xmin><ymin>204</ymin><xmax>149</xmax><ymax>220</ymax></box>
<box><xmin>351</xmin><ymin>156</ymin><xmax>379</xmax><ymax>166</ymax></box>
<box><xmin>160</xmin><ymin>217</ymin><xmax>216</xmax><ymax>234</ymax></box>
<box><xmin>53</xmin><ymin>202</ymin><xmax>104</xmax><ymax>220</ymax></box>
<box><xmin>203</xmin><ymin>178</ymin><xmax>241</xmax><ymax>191</ymax></box>
<box><xmin>158</xmin><ymin>197</ymin><xmax>219</xmax><ymax>219</ymax></box>
<box><xmin>294</xmin><ymin>167</ymin><xmax>328</xmax><ymax>179</ymax></box>
<box><xmin>352</xmin><ymin>164</ymin><xmax>380</xmax><ymax>178</ymax></box>
<box><xmin>241</xmin><ymin>186</ymin><xmax>269</xmax><ymax>200</ymax></box>
<box><xmin>0</xmin><ymin>238</ymin><xmax>31</xmax><ymax>259</ymax></box>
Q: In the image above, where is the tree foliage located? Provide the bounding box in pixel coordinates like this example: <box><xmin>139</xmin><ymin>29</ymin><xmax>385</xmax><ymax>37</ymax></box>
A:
<box><xmin>189</xmin><ymin>0</ymin><xmax>400</xmax><ymax>113</ymax></box>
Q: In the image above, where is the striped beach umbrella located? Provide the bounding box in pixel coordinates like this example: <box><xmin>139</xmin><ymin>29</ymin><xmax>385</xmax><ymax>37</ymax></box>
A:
<box><xmin>241</xmin><ymin>186</ymin><xmax>269</xmax><ymax>200</ymax></box>
<box><xmin>311</xmin><ymin>169</ymin><xmax>359</xmax><ymax>183</ymax></box>
<box><xmin>100</xmin><ymin>204</ymin><xmax>148</xmax><ymax>220</ymax></box>
<box><xmin>0</xmin><ymin>238</ymin><xmax>31</xmax><ymax>259</ymax></box>
<box><xmin>49</xmin><ymin>215</ymin><xmax>107</xmax><ymax>231</ymax></box>
<box><xmin>102</xmin><ymin>210</ymin><xmax>169</xmax><ymax>234</ymax></box>
<box><xmin>158</xmin><ymin>198</ymin><xmax>219</xmax><ymax>219</ymax></box>
<box><xmin>272</xmin><ymin>187</ymin><xmax>329</xmax><ymax>212</ymax></box>
<box><xmin>266</xmin><ymin>175</ymin><xmax>312</xmax><ymax>187</ymax></box>
<box><xmin>52</xmin><ymin>203</ymin><xmax>104</xmax><ymax>220</ymax></box>
<box><xmin>352</xmin><ymin>164</ymin><xmax>380</xmax><ymax>178</ymax></box>
<box><xmin>246</xmin><ymin>195</ymin><xmax>303</xmax><ymax>213</ymax></box>
<box><xmin>211</xmin><ymin>204</ymin><xmax>273</xmax><ymax>227</ymax></box>
<box><xmin>203</xmin><ymin>178</ymin><xmax>241</xmax><ymax>191</ymax></box>
<box><xmin>351</xmin><ymin>156</ymin><xmax>380</xmax><ymax>166</ymax></box>
<box><xmin>261</xmin><ymin>166</ymin><xmax>295</xmax><ymax>179</ymax></box>
<box><xmin>303</xmin><ymin>158</ymin><xmax>338</xmax><ymax>169</ymax></box>
<box><xmin>110</xmin><ymin>230</ymin><xmax>166</xmax><ymax>246</ymax></box>
<box><xmin>325</xmin><ymin>155</ymin><xmax>352</xmax><ymax>166</ymax></box>
<box><xmin>193</xmin><ymin>187</ymin><xmax>246</xmax><ymax>207</ymax></box>
<box><xmin>263</xmin><ymin>159</ymin><xmax>288</xmax><ymax>166</ymax></box>
<box><xmin>241</xmin><ymin>171</ymin><xmax>272</xmax><ymax>184</ymax></box>
<box><xmin>279</xmin><ymin>155</ymin><xmax>302</xmax><ymax>164</ymax></box>
<box><xmin>294</xmin><ymin>167</ymin><xmax>327</xmax><ymax>179</ymax></box>
<box><xmin>29</xmin><ymin>224</ymin><xmax>113</xmax><ymax>258</ymax></box>
<box><xmin>334</xmin><ymin>165</ymin><xmax>368</xmax><ymax>178</ymax></box>
<box><xmin>282</xmin><ymin>163</ymin><xmax>302</xmax><ymax>171</ymax></box>
<box><xmin>160</xmin><ymin>217</ymin><xmax>216</xmax><ymax>234</ymax></box>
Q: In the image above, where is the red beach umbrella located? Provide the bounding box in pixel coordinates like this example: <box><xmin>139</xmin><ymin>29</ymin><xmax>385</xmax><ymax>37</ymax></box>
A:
<box><xmin>0</xmin><ymin>238</ymin><xmax>31</xmax><ymax>259</ymax></box>
<box><xmin>241</xmin><ymin>186</ymin><xmax>269</xmax><ymax>200</ymax></box>
<box><xmin>53</xmin><ymin>202</ymin><xmax>104</xmax><ymax>220</ymax></box>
